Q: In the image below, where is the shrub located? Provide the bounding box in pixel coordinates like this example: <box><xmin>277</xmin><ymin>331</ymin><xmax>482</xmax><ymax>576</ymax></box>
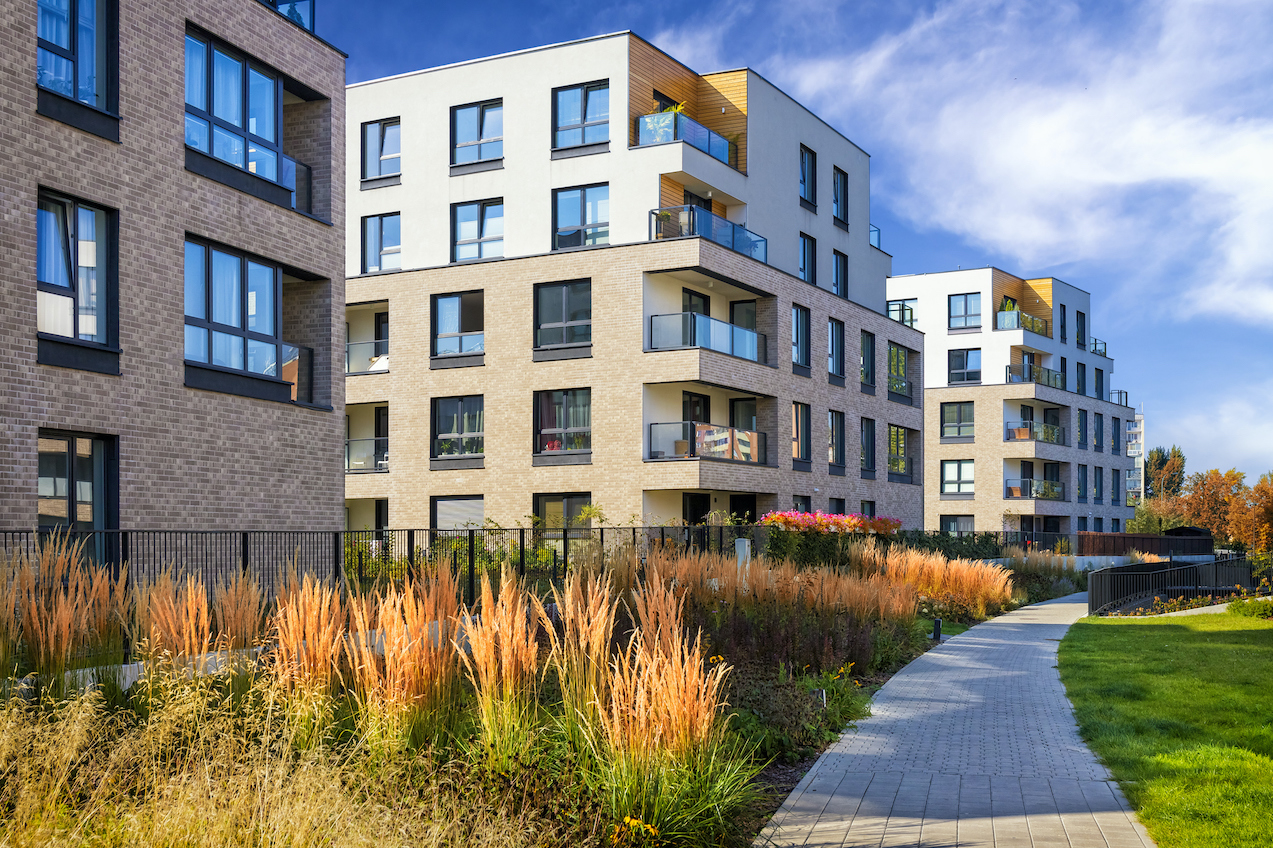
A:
<box><xmin>1002</xmin><ymin>546</ymin><xmax>1088</xmax><ymax>603</ymax></box>
<box><xmin>1228</xmin><ymin>598</ymin><xmax>1273</xmax><ymax>619</ymax></box>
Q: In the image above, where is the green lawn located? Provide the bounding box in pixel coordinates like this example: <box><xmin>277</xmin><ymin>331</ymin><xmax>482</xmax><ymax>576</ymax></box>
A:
<box><xmin>918</xmin><ymin>617</ymin><xmax>971</xmax><ymax>639</ymax></box>
<box><xmin>1059</xmin><ymin>611</ymin><xmax>1273</xmax><ymax>848</ymax></box>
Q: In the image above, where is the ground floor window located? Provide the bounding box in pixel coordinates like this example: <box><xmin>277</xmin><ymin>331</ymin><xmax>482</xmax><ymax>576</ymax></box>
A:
<box><xmin>38</xmin><ymin>431</ymin><xmax>116</xmax><ymax>531</ymax></box>
<box><xmin>534</xmin><ymin>492</ymin><xmax>592</xmax><ymax>529</ymax></box>
<box><xmin>860</xmin><ymin>500</ymin><xmax>876</xmax><ymax>517</ymax></box>
<box><xmin>431</xmin><ymin>496</ymin><xmax>483</xmax><ymax>529</ymax></box>
<box><xmin>829</xmin><ymin>497</ymin><xmax>845</xmax><ymax>514</ymax></box>
<box><xmin>940</xmin><ymin>515</ymin><xmax>974</xmax><ymax>534</ymax></box>
<box><xmin>792</xmin><ymin>495</ymin><xmax>812</xmax><ymax>513</ymax></box>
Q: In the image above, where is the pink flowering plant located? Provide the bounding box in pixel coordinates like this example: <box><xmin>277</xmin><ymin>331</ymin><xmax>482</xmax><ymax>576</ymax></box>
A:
<box><xmin>757</xmin><ymin>510</ymin><xmax>902</xmax><ymax>535</ymax></box>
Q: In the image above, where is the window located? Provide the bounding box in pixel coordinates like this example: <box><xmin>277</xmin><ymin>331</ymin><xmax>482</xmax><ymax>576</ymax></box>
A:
<box><xmin>1094</xmin><ymin>517</ymin><xmax>1103</xmax><ymax>532</ymax></box>
<box><xmin>861</xmin><ymin>418</ymin><xmax>876</xmax><ymax>471</ymax></box>
<box><xmin>535</xmin><ymin>280</ymin><xmax>591</xmax><ymax>348</ymax></box>
<box><xmin>183</xmin><ymin>240</ymin><xmax>282</xmax><ymax>377</ymax></box>
<box><xmin>432</xmin><ymin>292</ymin><xmax>484</xmax><ymax>356</ymax></box>
<box><xmin>362</xmin><ymin>119</ymin><xmax>400</xmax><ymax>178</ymax></box>
<box><xmin>1077</xmin><ymin>517</ymin><xmax>1088</xmax><ymax>532</ymax></box>
<box><xmin>535</xmin><ymin>493</ymin><xmax>592</xmax><ymax>528</ymax></box>
<box><xmin>793</xmin><ymin>495</ymin><xmax>812</xmax><ymax>513</ymax></box>
<box><xmin>1112</xmin><ymin>517</ymin><xmax>1121</xmax><ymax>533</ymax></box>
<box><xmin>36</xmin><ymin>191</ymin><xmax>111</xmax><ymax>345</ymax></box>
<box><xmin>1060</xmin><ymin>305</ymin><xmax>1067</xmax><ymax>341</ymax></box>
<box><xmin>452</xmin><ymin>100</ymin><xmax>502</xmax><ymax>163</ymax></box>
<box><xmin>829</xmin><ymin>410</ymin><xmax>845</xmax><ymax>466</ymax></box>
<box><xmin>829</xmin><ymin>497</ymin><xmax>846</xmax><ymax>515</ymax></box>
<box><xmin>860</xmin><ymin>331</ymin><xmax>875</xmax><ymax>386</ymax></box>
<box><xmin>535</xmin><ymin>389</ymin><xmax>591</xmax><ymax>453</ymax></box>
<box><xmin>433</xmin><ymin>496</ymin><xmax>484</xmax><ymax>529</ymax></box>
<box><xmin>1094</xmin><ymin>467</ymin><xmax>1104</xmax><ymax>501</ymax></box>
<box><xmin>453</xmin><ymin>200</ymin><xmax>504</xmax><ymax>260</ymax></box>
<box><xmin>792</xmin><ymin>402</ymin><xmax>811</xmax><ymax>463</ymax></box>
<box><xmin>38</xmin><ymin>432</ymin><xmax>115</xmax><ymax>532</ymax></box>
<box><xmin>861</xmin><ymin>501</ymin><xmax>876</xmax><ymax>518</ymax></box>
<box><xmin>1078</xmin><ymin>465</ymin><xmax>1088</xmax><ymax>499</ymax></box>
<box><xmin>1112</xmin><ymin>417</ymin><xmax>1121</xmax><ymax>453</ymax></box>
<box><xmin>1112</xmin><ymin>469</ymin><xmax>1121</xmax><ymax>502</ymax></box>
<box><xmin>432</xmin><ymin>396</ymin><xmax>484</xmax><ymax>457</ymax></box>
<box><xmin>1076</xmin><ymin>362</ymin><xmax>1087</xmax><ymax>395</ymax></box>
<box><xmin>791</xmin><ymin>305</ymin><xmax>810</xmax><ymax>368</ymax></box>
<box><xmin>37</xmin><ymin>0</ymin><xmax>112</xmax><ymax>110</ymax></box>
<box><xmin>948</xmin><ymin>293</ymin><xmax>981</xmax><ymax>329</ymax></box>
<box><xmin>1094</xmin><ymin>413</ymin><xmax>1104</xmax><ymax>451</ymax></box>
<box><xmin>1060</xmin><ymin>357</ymin><xmax>1067</xmax><ymax>385</ymax></box>
<box><xmin>554</xmin><ymin>184</ymin><xmax>609</xmax><ymax>249</ymax></box>
<box><xmin>799</xmin><ymin>145</ymin><xmax>816</xmax><ymax>204</ymax></box>
<box><xmin>941</xmin><ymin>402</ymin><xmax>974</xmax><ymax>438</ymax></box>
<box><xmin>798</xmin><ymin>233</ymin><xmax>816</xmax><ymax>283</ymax></box>
<box><xmin>940</xmin><ymin>515</ymin><xmax>974</xmax><ymax>534</ymax></box>
<box><xmin>828</xmin><ymin>318</ymin><xmax>845</xmax><ymax>377</ymax></box>
<box><xmin>185</xmin><ymin>33</ymin><xmax>284</xmax><ymax>184</ymax></box>
<box><xmin>832</xmin><ymin>166</ymin><xmax>848</xmax><ymax>223</ymax></box>
<box><xmin>1095</xmin><ymin>368</ymin><xmax>1104</xmax><ymax>399</ymax></box>
<box><xmin>888</xmin><ymin>425</ymin><xmax>910</xmax><ymax>476</ymax></box>
<box><xmin>554</xmin><ymin>81</ymin><xmax>608</xmax><ymax>148</ymax></box>
<box><xmin>1076</xmin><ymin>310</ymin><xmax>1086</xmax><ymax>347</ymax></box>
<box><xmin>941</xmin><ymin>460</ymin><xmax>974</xmax><ymax>494</ymax></box>
<box><xmin>832</xmin><ymin>250</ymin><xmax>848</xmax><ymax>297</ymax></box>
<box><xmin>888</xmin><ymin>343</ymin><xmax>910</xmax><ymax>395</ymax></box>
<box><xmin>362</xmin><ymin>213</ymin><xmax>401</xmax><ymax>273</ymax></box>
<box><xmin>888</xmin><ymin>298</ymin><xmax>916</xmax><ymax>327</ymax></box>
<box><xmin>948</xmin><ymin>349</ymin><xmax>981</xmax><ymax>383</ymax></box>
<box><xmin>1078</xmin><ymin>410</ymin><xmax>1088</xmax><ymax>449</ymax></box>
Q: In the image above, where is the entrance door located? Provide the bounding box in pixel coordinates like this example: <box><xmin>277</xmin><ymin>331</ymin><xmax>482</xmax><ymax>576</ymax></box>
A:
<box><xmin>1020</xmin><ymin>405</ymin><xmax>1034</xmax><ymax>422</ymax></box>
<box><xmin>374</xmin><ymin>406</ymin><xmax>389</xmax><ymax>465</ymax></box>
<box><xmin>683</xmin><ymin>492</ymin><xmax>711</xmax><ymax>525</ymax></box>
<box><xmin>729</xmin><ymin>397</ymin><xmax>757</xmax><ymax>431</ymax></box>
<box><xmin>684</xmin><ymin>189</ymin><xmax>712</xmax><ymax>211</ymax></box>
<box><xmin>729</xmin><ymin>493</ymin><xmax>757</xmax><ymax>523</ymax></box>
<box><xmin>1043</xmin><ymin>408</ymin><xmax>1061</xmax><ymax>427</ymax></box>
<box><xmin>683</xmin><ymin>392</ymin><xmax>710</xmax><ymax>424</ymax></box>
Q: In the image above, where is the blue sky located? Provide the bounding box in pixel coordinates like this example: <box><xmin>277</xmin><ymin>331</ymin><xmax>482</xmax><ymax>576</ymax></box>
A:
<box><xmin>320</xmin><ymin>0</ymin><xmax>1273</xmax><ymax>481</ymax></box>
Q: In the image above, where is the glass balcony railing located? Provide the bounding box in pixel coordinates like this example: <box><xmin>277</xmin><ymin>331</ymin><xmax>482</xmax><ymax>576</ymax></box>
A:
<box><xmin>280</xmin><ymin>343</ymin><xmax>312</xmax><ymax>403</ymax></box>
<box><xmin>260</xmin><ymin>0</ymin><xmax>315</xmax><ymax>31</ymax></box>
<box><xmin>1006</xmin><ymin>362</ymin><xmax>1066</xmax><ymax>390</ymax></box>
<box><xmin>1089</xmin><ymin>337</ymin><xmax>1108</xmax><ymax>356</ymax></box>
<box><xmin>870</xmin><ymin>224</ymin><xmax>881</xmax><ymax>249</ymax></box>
<box><xmin>1004</xmin><ymin>420</ymin><xmax>1067</xmax><ymax>445</ymax></box>
<box><xmin>649</xmin><ymin>206</ymin><xmax>767</xmax><ymax>264</ymax></box>
<box><xmin>887</xmin><ymin>454</ymin><xmax>913</xmax><ymax>479</ymax></box>
<box><xmin>345</xmin><ymin>437</ymin><xmax>388</xmax><ymax>472</ymax></box>
<box><xmin>1004</xmin><ymin>478</ymin><xmax>1066</xmax><ymax>500</ymax></box>
<box><xmin>996</xmin><ymin>310</ymin><xmax>1049</xmax><ymax>336</ymax></box>
<box><xmin>888</xmin><ymin>373</ymin><xmax>912</xmax><ymax>397</ymax></box>
<box><xmin>281</xmin><ymin>155</ymin><xmax>313</xmax><ymax>215</ymax></box>
<box><xmin>346</xmin><ymin>340</ymin><xmax>389</xmax><ymax>375</ymax></box>
<box><xmin>635</xmin><ymin>112</ymin><xmax>738</xmax><ymax>169</ymax></box>
<box><xmin>649</xmin><ymin>422</ymin><xmax>767</xmax><ymax>464</ymax></box>
<box><xmin>1109</xmin><ymin>389</ymin><xmax>1129</xmax><ymax>406</ymax></box>
<box><xmin>649</xmin><ymin>312</ymin><xmax>767</xmax><ymax>364</ymax></box>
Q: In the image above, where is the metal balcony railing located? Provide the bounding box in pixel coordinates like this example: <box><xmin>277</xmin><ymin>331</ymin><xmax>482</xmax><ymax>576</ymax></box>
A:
<box><xmin>1109</xmin><ymin>389</ymin><xmax>1129</xmax><ymax>406</ymax></box>
<box><xmin>1089</xmin><ymin>337</ymin><xmax>1108</xmax><ymax>356</ymax></box>
<box><xmin>649</xmin><ymin>206</ymin><xmax>767</xmax><ymax>263</ymax></box>
<box><xmin>1004</xmin><ymin>478</ymin><xmax>1066</xmax><ymax>500</ymax></box>
<box><xmin>1006</xmin><ymin>362</ymin><xmax>1066</xmax><ymax>390</ymax></box>
<box><xmin>1004</xmin><ymin>420</ymin><xmax>1067</xmax><ymax>446</ymax></box>
<box><xmin>649</xmin><ymin>422</ymin><xmax>767</xmax><ymax>464</ymax></box>
<box><xmin>635</xmin><ymin>112</ymin><xmax>738</xmax><ymax>169</ymax></box>
<box><xmin>649</xmin><ymin>312</ymin><xmax>767</xmax><ymax>364</ymax></box>
<box><xmin>346</xmin><ymin>339</ymin><xmax>389</xmax><ymax>374</ymax></box>
<box><xmin>996</xmin><ymin>310</ymin><xmax>1049</xmax><ymax>336</ymax></box>
<box><xmin>345</xmin><ymin>438</ymin><xmax>388</xmax><ymax>473</ymax></box>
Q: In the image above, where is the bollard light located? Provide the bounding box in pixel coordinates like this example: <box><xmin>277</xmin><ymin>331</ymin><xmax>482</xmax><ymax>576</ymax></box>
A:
<box><xmin>932</xmin><ymin>618</ymin><xmax>943</xmax><ymax>641</ymax></box>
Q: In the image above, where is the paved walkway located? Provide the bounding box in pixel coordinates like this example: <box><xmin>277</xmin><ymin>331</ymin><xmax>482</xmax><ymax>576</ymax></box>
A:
<box><xmin>755</xmin><ymin>593</ymin><xmax>1156</xmax><ymax>848</ymax></box>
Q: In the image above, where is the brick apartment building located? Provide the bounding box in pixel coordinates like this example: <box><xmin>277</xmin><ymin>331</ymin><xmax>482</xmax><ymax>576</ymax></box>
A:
<box><xmin>0</xmin><ymin>0</ymin><xmax>346</xmax><ymax>534</ymax></box>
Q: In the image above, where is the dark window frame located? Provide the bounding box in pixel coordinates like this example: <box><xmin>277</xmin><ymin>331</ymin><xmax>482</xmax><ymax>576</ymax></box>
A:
<box><xmin>941</xmin><ymin>401</ymin><xmax>974</xmax><ymax>438</ymax></box>
<box><xmin>948</xmin><ymin>292</ymin><xmax>982</xmax><ymax>329</ymax></box>
<box><xmin>792</xmin><ymin>401</ymin><xmax>811</xmax><ymax>463</ymax></box>
<box><xmin>832</xmin><ymin>249</ymin><xmax>848</xmax><ymax>297</ymax></box>
<box><xmin>182</xmin><ymin>236</ymin><xmax>284</xmax><ymax>378</ymax></box>
<box><xmin>799</xmin><ymin>144</ymin><xmax>817</xmax><ymax>205</ymax></box>
<box><xmin>36</xmin><ymin>188</ymin><xmax>117</xmax><ymax>350</ymax></box>
<box><xmin>36</xmin><ymin>0</ymin><xmax>118</xmax><ymax>115</ymax></box>
<box><xmin>362</xmin><ymin>117</ymin><xmax>401</xmax><ymax>179</ymax></box>
<box><xmin>860</xmin><ymin>330</ymin><xmax>876</xmax><ymax>386</ymax></box>
<box><xmin>791</xmin><ymin>304</ymin><xmax>811</xmax><ymax>368</ymax></box>
<box><xmin>452</xmin><ymin>199</ymin><xmax>505</xmax><ymax>262</ymax></box>
<box><xmin>888</xmin><ymin>298</ymin><xmax>916</xmax><ymax>327</ymax></box>
<box><xmin>828</xmin><ymin>317</ymin><xmax>845</xmax><ymax>377</ymax></box>
<box><xmin>798</xmin><ymin>232</ymin><xmax>816</xmax><ymax>284</ymax></box>
<box><xmin>861</xmin><ymin>417</ymin><xmax>876</xmax><ymax>471</ymax></box>
<box><xmin>552</xmin><ymin>80</ymin><xmax>609</xmax><ymax>150</ymax></box>
<box><xmin>451</xmin><ymin>99</ymin><xmax>503</xmax><ymax>165</ymax></box>
<box><xmin>362</xmin><ymin>212</ymin><xmax>401</xmax><ymax>273</ymax></box>
<box><xmin>534</xmin><ymin>388</ymin><xmax>592</xmax><ymax>454</ymax></box>
<box><xmin>832</xmin><ymin>166</ymin><xmax>848</xmax><ymax>223</ymax></box>
<box><xmin>534</xmin><ymin>279</ymin><xmax>592</xmax><ymax>349</ymax></box>
<box><xmin>36</xmin><ymin>429</ymin><xmax>118</xmax><ymax>533</ymax></box>
<box><xmin>552</xmin><ymin>183</ymin><xmax>609</xmax><ymax>250</ymax></box>
<box><xmin>431</xmin><ymin>290</ymin><xmax>484</xmax><ymax>357</ymax></box>
<box><xmin>948</xmin><ymin>348</ymin><xmax>982</xmax><ymax>383</ymax></box>
<box><xmin>828</xmin><ymin>409</ymin><xmax>846</xmax><ymax>466</ymax></box>
<box><xmin>431</xmin><ymin>395</ymin><xmax>485</xmax><ymax>458</ymax></box>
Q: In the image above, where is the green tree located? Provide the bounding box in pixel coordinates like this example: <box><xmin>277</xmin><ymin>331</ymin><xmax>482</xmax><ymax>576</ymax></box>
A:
<box><xmin>1127</xmin><ymin>497</ymin><xmax>1187</xmax><ymax>534</ymax></box>
<box><xmin>1145</xmin><ymin>445</ymin><xmax>1186</xmax><ymax>498</ymax></box>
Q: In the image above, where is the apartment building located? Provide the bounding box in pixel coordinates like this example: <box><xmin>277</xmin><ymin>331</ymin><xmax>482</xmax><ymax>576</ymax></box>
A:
<box><xmin>0</xmin><ymin>0</ymin><xmax>346</xmax><ymax>534</ymax></box>
<box><xmin>885</xmin><ymin>268</ymin><xmax>1136</xmax><ymax>534</ymax></box>
<box><xmin>1125</xmin><ymin>408</ymin><xmax>1145</xmax><ymax>505</ymax></box>
<box><xmin>343</xmin><ymin>32</ymin><xmax>924</xmax><ymax>529</ymax></box>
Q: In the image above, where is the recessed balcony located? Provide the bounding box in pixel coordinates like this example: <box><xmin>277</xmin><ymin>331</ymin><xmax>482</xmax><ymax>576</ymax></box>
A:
<box><xmin>345</xmin><ymin>437</ymin><xmax>388</xmax><ymax>473</ymax></box>
<box><xmin>346</xmin><ymin>339</ymin><xmax>388</xmax><ymax>375</ymax></box>
<box><xmin>1005</xmin><ymin>478</ymin><xmax>1066</xmax><ymax>500</ymax></box>
<box><xmin>635</xmin><ymin>112</ymin><xmax>738</xmax><ymax>169</ymax></box>
<box><xmin>1004</xmin><ymin>420</ymin><xmax>1068</xmax><ymax>446</ymax></box>
<box><xmin>649</xmin><ymin>422</ymin><xmax>768</xmax><ymax>465</ymax></box>
<box><xmin>1006</xmin><ymin>363</ymin><xmax>1066</xmax><ymax>390</ymax></box>
<box><xmin>649</xmin><ymin>206</ymin><xmax>767</xmax><ymax>264</ymax></box>
<box><xmin>649</xmin><ymin>312</ymin><xmax>768</xmax><ymax>365</ymax></box>
<box><xmin>996</xmin><ymin>310</ymin><xmax>1049</xmax><ymax>336</ymax></box>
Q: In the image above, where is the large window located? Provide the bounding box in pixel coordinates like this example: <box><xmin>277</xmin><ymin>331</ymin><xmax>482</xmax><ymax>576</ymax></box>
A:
<box><xmin>888</xmin><ymin>298</ymin><xmax>916</xmax><ymax>327</ymax></box>
<box><xmin>792</xmin><ymin>402</ymin><xmax>811</xmax><ymax>463</ymax></box>
<box><xmin>832</xmin><ymin>166</ymin><xmax>848</xmax><ymax>223</ymax></box>
<box><xmin>888</xmin><ymin>424</ymin><xmax>910</xmax><ymax>475</ymax></box>
<box><xmin>828</xmin><ymin>318</ymin><xmax>845</xmax><ymax>378</ymax></box>
<box><xmin>860</xmin><ymin>331</ymin><xmax>875</xmax><ymax>386</ymax></box>
<box><xmin>535</xmin><ymin>280</ymin><xmax>591</xmax><ymax>348</ymax></box>
<box><xmin>888</xmin><ymin>343</ymin><xmax>911</xmax><ymax>395</ymax></box>
<box><xmin>861</xmin><ymin>417</ymin><xmax>875</xmax><ymax>471</ymax></box>
<box><xmin>941</xmin><ymin>402</ymin><xmax>974</xmax><ymax>438</ymax></box>
<box><xmin>362</xmin><ymin>119</ymin><xmax>400</xmax><ymax>179</ymax></box>
<box><xmin>941</xmin><ymin>460</ymin><xmax>974</xmax><ymax>494</ymax></box>
<box><xmin>37</xmin><ymin>0</ymin><xmax>112</xmax><ymax>110</ymax></box>
<box><xmin>1094</xmin><ymin>466</ymin><xmax>1104</xmax><ymax>502</ymax></box>
<box><xmin>453</xmin><ymin>100</ymin><xmax>502</xmax><ymax>163</ymax></box>
<box><xmin>432</xmin><ymin>291</ymin><xmax>484</xmax><ymax>356</ymax></box>
<box><xmin>432</xmin><ymin>396</ymin><xmax>484</xmax><ymax>457</ymax></box>
<box><xmin>535</xmin><ymin>389</ymin><xmax>591</xmax><ymax>453</ymax></box>
<box><xmin>554</xmin><ymin>81</ymin><xmax>608</xmax><ymax>148</ymax></box>
<box><xmin>362</xmin><ymin>213</ymin><xmax>401</xmax><ymax>273</ymax></box>
<box><xmin>36</xmin><ymin>191</ymin><xmax>110</xmax><ymax>346</ymax></box>
<box><xmin>1078</xmin><ymin>410</ymin><xmax>1088</xmax><ymax>448</ymax></box>
<box><xmin>791</xmin><ymin>305</ymin><xmax>810</xmax><ymax>368</ymax></box>
<box><xmin>828</xmin><ymin>410</ymin><xmax>845</xmax><ymax>467</ymax></box>
<box><xmin>185</xmin><ymin>32</ymin><xmax>284</xmax><ymax>184</ymax></box>
<box><xmin>1076</xmin><ymin>310</ymin><xmax>1087</xmax><ymax>347</ymax></box>
<box><xmin>798</xmin><ymin>233</ymin><xmax>816</xmax><ymax>284</ymax></box>
<box><xmin>832</xmin><ymin>250</ymin><xmax>847</xmax><ymax>297</ymax></box>
<box><xmin>948</xmin><ymin>348</ymin><xmax>981</xmax><ymax>383</ymax></box>
<box><xmin>1112</xmin><ymin>469</ymin><xmax>1121</xmax><ymax>501</ymax></box>
<box><xmin>553</xmin><ymin>184</ymin><xmax>609</xmax><ymax>249</ymax></box>
<box><xmin>38</xmin><ymin>431</ymin><xmax>114</xmax><ymax>531</ymax></box>
<box><xmin>535</xmin><ymin>493</ymin><xmax>593</xmax><ymax>528</ymax></box>
<box><xmin>948</xmin><ymin>293</ymin><xmax>981</xmax><ymax>329</ymax></box>
<box><xmin>1095</xmin><ymin>368</ymin><xmax>1105</xmax><ymax>399</ymax></box>
<box><xmin>183</xmin><ymin>240</ymin><xmax>281</xmax><ymax>376</ymax></box>
<box><xmin>940</xmin><ymin>515</ymin><xmax>974</xmax><ymax>534</ymax></box>
<box><xmin>1094</xmin><ymin>413</ymin><xmax>1104</xmax><ymax>451</ymax></box>
<box><xmin>453</xmin><ymin>200</ymin><xmax>504</xmax><ymax>260</ymax></box>
<box><xmin>1078</xmin><ymin>465</ymin><xmax>1088</xmax><ymax>499</ymax></box>
<box><xmin>1076</xmin><ymin>362</ymin><xmax>1087</xmax><ymax>395</ymax></box>
<box><xmin>433</xmin><ymin>496</ymin><xmax>484</xmax><ymax>529</ymax></box>
<box><xmin>799</xmin><ymin>145</ymin><xmax>816</xmax><ymax>204</ymax></box>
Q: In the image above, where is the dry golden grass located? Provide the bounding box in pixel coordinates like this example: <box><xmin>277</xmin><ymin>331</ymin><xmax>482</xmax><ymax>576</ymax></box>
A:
<box><xmin>147</xmin><ymin>573</ymin><xmax>213</xmax><ymax>663</ymax></box>
<box><xmin>0</xmin><ymin>551</ymin><xmax>19</xmax><ymax>676</ymax></box>
<box><xmin>846</xmin><ymin>538</ymin><xmax>1012</xmax><ymax>618</ymax></box>
<box><xmin>272</xmin><ymin>573</ymin><xmax>345</xmax><ymax>697</ymax></box>
<box><xmin>543</xmin><ymin>568</ymin><xmax>617</xmax><ymax>749</ymax></box>
<box><xmin>213</xmin><ymin>571</ymin><xmax>266</xmax><ymax>650</ymax></box>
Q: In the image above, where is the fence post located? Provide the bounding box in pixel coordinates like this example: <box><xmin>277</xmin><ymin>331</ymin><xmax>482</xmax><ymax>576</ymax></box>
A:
<box><xmin>241</xmin><ymin>531</ymin><xmax>250</xmax><ymax>576</ymax></box>
<box><xmin>407</xmin><ymin>529</ymin><xmax>416</xmax><ymax>580</ymax></box>
<box><xmin>332</xmin><ymin>531</ymin><xmax>342</xmax><ymax>588</ymax></box>
<box><xmin>563</xmin><ymin>526</ymin><xmax>570</xmax><ymax>576</ymax></box>
<box><xmin>467</xmin><ymin>529</ymin><xmax>476</xmax><ymax>606</ymax></box>
<box><xmin>599</xmin><ymin>527</ymin><xmax>605</xmax><ymax>557</ymax></box>
<box><xmin>519</xmin><ymin>527</ymin><xmax>525</xmax><ymax>577</ymax></box>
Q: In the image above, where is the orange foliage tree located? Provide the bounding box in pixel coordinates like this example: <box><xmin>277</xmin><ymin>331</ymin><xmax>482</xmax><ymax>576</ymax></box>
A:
<box><xmin>1228</xmin><ymin>472</ymin><xmax>1273</xmax><ymax>549</ymax></box>
<box><xmin>1181</xmin><ymin>468</ymin><xmax>1246</xmax><ymax>540</ymax></box>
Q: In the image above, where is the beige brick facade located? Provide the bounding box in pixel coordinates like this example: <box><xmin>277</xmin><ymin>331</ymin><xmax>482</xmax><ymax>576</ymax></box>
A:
<box><xmin>0</xmin><ymin>0</ymin><xmax>346</xmax><ymax>530</ymax></box>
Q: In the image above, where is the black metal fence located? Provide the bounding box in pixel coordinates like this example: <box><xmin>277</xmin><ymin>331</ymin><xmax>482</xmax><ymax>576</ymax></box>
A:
<box><xmin>1088</xmin><ymin>557</ymin><xmax>1257</xmax><ymax>614</ymax></box>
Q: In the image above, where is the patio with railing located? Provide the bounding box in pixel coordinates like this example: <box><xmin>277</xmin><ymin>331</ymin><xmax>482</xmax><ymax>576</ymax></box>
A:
<box><xmin>996</xmin><ymin>310</ymin><xmax>1049</xmax><ymax>336</ymax></box>
<box><xmin>635</xmin><ymin>112</ymin><xmax>738</xmax><ymax>169</ymax></box>
<box><xmin>1004</xmin><ymin>420</ymin><xmax>1067</xmax><ymax>446</ymax></box>
<box><xmin>648</xmin><ymin>422</ymin><xmax>767</xmax><ymax>464</ymax></box>
<box><xmin>345</xmin><ymin>339</ymin><xmax>389</xmax><ymax>374</ymax></box>
<box><xmin>649</xmin><ymin>206</ymin><xmax>767</xmax><ymax>263</ymax></box>
<box><xmin>1006</xmin><ymin>362</ymin><xmax>1066</xmax><ymax>390</ymax></box>
<box><xmin>649</xmin><ymin>312</ymin><xmax>767</xmax><ymax>364</ymax></box>
<box><xmin>345</xmin><ymin>438</ymin><xmax>388</xmax><ymax>473</ymax></box>
<box><xmin>1089</xmin><ymin>337</ymin><xmax>1108</xmax><ymax>356</ymax></box>
<box><xmin>1004</xmin><ymin>478</ymin><xmax>1066</xmax><ymax>500</ymax></box>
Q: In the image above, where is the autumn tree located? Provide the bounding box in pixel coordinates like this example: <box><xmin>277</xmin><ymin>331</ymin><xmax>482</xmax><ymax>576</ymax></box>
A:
<box><xmin>1228</xmin><ymin>472</ymin><xmax>1273</xmax><ymax>550</ymax></box>
<box><xmin>1145</xmin><ymin>445</ymin><xmax>1186</xmax><ymax>498</ymax></box>
<box><xmin>1181</xmin><ymin>468</ymin><xmax>1245</xmax><ymax>540</ymax></box>
<box><xmin>1127</xmin><ymin>497</ymin><xmax>1187</xmax><ymax>534</ymax></box>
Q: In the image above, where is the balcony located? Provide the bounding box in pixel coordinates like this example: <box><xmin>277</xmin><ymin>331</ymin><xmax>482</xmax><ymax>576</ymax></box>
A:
<box><xmin>260</xmin><ymin>0</ymin><xmax>315</xmax><ymax>31</ymax></box>
<box><xmin>649</xmin><ymin>422</ymin><xmax>767</xmax><ymax>464</ymax></box>
<box><xmin>280</xmin><ymin>343</ymin><xmax>312</xmax><ymax>403</ymax></box>
<box><xmin>345</xmin><ymin>437</ymin><xmax>388</xmax><ymax>473</ymax></box>
<box><xmin>1004</xmin><ymin>420</ymin><xmax>1067</xmax><ymax>446</ymax></box>
<box><xmin>1109</xmin><ymin>389</ymin><xmax>1129</xmax><ymax>406</ymax></box>
<box><xmin>996</xmin><ymin>310</ymin><xmax>1049</xmax><ymax>336</ymax></box>
<box><xmin>635</xmin><ymin>112</ymin><xmax>738</xmax><ymax>169</ymax></box>
<box><xmin>888</xmin><ymin>373</ymin><xmax>912</xmax><ymax>399</ymax></box>
<box><xmin>1006</xmin><ymin>362</ymin><xmax>1066</xmax><ymax>390</ymax></box>
<box><xmin>649</xmin><ymin>312</ymin><xmax>768</xmax><ymax>365</ymax></box>
<box><xmin>650</xmin><ymin>206</ymin><xmax>767</xmax><ymax>264</ymax></box>
<box><xmin>1089</xmin><ymin>337</ymin><xmax>1108</xmax><ymax>356</ymax></box>
<box><xmin>283</xmin><ymin>156</ymin><xmax>313</xmax><ymax>215</ymax></box>
<box><xmin>870</xmin><ymin>225</ymin><xmax>881</xmax><ymax>249</ymax></box>
<box><xmin>1005</xmin><ymin>478</ymin><xmax>1066</xmax><ymax>500</ymax></box>
<box><xmin>346</xmin><ymin>339</ymin><xmax>388</xmax><ymax>375</ymax></box>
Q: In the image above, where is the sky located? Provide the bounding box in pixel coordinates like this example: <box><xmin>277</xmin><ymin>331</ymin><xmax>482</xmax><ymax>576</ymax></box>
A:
<box><xmin>318</xmin><ymin>0</ymin><xmax>1273</xmax><ymax>482</ymax></box>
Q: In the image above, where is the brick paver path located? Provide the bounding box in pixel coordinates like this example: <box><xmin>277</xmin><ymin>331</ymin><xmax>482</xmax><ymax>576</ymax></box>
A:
<box><xmin>755</xmin><ymin>592</ymin><xmax>1156</xmax><ymax>847</ymax></box>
